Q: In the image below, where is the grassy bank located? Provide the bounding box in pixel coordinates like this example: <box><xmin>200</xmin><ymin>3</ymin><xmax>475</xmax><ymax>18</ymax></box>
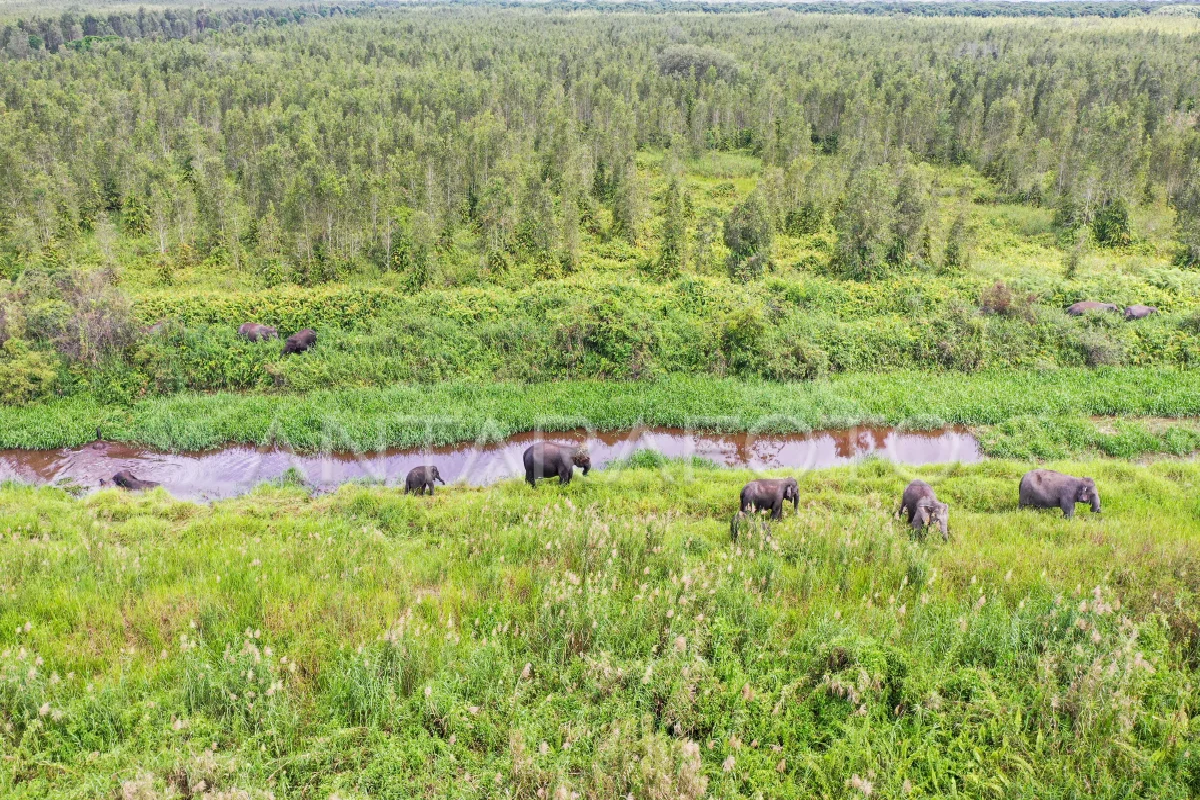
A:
<box><xmin>979</xmin><ymin>415</ymin><xmax>1200</xmax><ymax>460</ymax></box>
<box><xmin>0</xmin><ymin>368</ymin><xmax>1197</xmax><ymax>451</ymax></box>
<box><xmin>2</xmin><ymin>458</ymin><xmax>1200</xmax><ymax>798</ymax></box>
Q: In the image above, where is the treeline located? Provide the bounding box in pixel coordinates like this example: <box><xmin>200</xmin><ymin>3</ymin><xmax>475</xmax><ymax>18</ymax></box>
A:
<box><xmin>505</xmin><ymin>1</ymin><xmax>1200</xmax><ymax>18</ymax></box>
<box><xmin>0</xmin><ymin>4</ymin><xmax>374</xmax><ymax>58</ymax></box>
<box><xmin>3</xmin><ymin>8</ymin><xmax>1200</xmax><ymax>283</ymax></box>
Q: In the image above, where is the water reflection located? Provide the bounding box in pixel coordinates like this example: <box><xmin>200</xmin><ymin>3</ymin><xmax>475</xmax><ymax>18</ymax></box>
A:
<box><xmin>0</xmin><ymin>425</ymin><xmax>980</xmax><ymax>502</ymax></box>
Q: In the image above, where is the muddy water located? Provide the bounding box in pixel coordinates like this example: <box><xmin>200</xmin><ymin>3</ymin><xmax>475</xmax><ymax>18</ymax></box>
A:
<box><xmin>0</xmin><ymin>426</ymin><xmax>980</xmax><ymax>502</ymax></box>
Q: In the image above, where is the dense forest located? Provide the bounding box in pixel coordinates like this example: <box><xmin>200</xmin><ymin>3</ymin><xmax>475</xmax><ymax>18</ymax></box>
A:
<box><xmin>1</xmin><ymin>5</ymin><xmax>1200</xmax><ymax>401</ymax></box>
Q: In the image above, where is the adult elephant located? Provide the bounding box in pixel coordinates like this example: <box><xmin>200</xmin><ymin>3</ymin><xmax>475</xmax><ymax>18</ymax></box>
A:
<box><xmin>739</xmin><ymin>477</ymin><xmax>799</xmax><ymax>519</ymax></box>
<box><xmin>238</xmin><ymin>322</ymin><xmax>278</xmax><ymax>342</ymax></box>
<box><xmin>1019</xmin><ymin>468</ymin><xmax>1100</xmax><ymax>519</ymax></box>
<box><xmin>282</xmin><ymin>329</ymin><xmax>317</xmax><ymax>355</ymax></box>
<box><xmin>405</xmin><ymin>465</ymin><xmax>445</xmax><ymax>495</ymax></box>
<box><xmin>897</xmin><ymin>479</ymin><xmax>949</xmax><ymax>540</ymax></box>
<box><xmin>1124</xmin><ymin>305</ymin><xmax>1158</xmax><ymax>320</ymax></box>
<box><xmin>523</xmin><ymin>442</ymin><xmax>591</xmax><ymax>487</ymax></box>
<box><xmin>1066</xmin><ymin>302</ymin><xmax>1120</xmax><ymax>316</ymax></box>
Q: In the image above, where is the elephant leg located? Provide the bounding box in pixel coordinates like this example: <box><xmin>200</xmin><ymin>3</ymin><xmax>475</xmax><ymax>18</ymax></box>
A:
<box><xmin>1060</xmin><ymin>497</ymin><xmax>1075</xmax><ymax>519</ymax></box>
<box><xmin>559</xmin><ymin>466</ymin><xmax>571</xmax><ymax>486</ymax></box>
<box><xmin>526</xmin><ymin>467</ymin><xmax>536</xmax><ymax>487</ymax></box>
<box><xmin>427</xmin><ymin>483</ymin><xmax>435</xmax><ymax>496</ymax></box>
<box><xmin>772</xmin><ymin>499</ymin><xmax>783</xmax><ymax>520</ymax></box>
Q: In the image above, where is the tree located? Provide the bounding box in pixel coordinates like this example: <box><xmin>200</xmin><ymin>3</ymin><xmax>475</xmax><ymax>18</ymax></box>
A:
<box><xmin>943</xmin><ymin>213</ymin><xmax>972</xmax><ymax>273</ymax></box>
<box><xmin>831</xmin><ymin>169</ymin><xmax>890</xmax><ymax>280</ymax></box>
<box><xmin>656</xmin><ymin>174</ymin><xmax>687</xmax><ymax>277</ymax></box>
<box><xmin>611</xmin><ymin>157</ymin><xmax>645</xmax><ymax>243</ymax></box>
<box><xmin>1172</xmin><ymin>165</ymin><xmax>1200</xmax><ymax>268</ymax></box>
<box><xmin>724</xmin><ymin>190</ymin><xmax>773</xmax><ymax>282</ymax></box>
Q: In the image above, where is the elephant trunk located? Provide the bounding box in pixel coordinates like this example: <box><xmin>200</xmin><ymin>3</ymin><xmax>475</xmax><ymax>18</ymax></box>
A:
<box><xmin>1090</xmin><ymin>497</ymin><xmax>1101</xmax><ymax>514</ymax></box>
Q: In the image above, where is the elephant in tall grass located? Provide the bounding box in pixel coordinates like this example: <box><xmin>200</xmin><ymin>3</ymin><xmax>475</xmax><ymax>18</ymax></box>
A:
<box><xmin>1019</xmin><ymin>468</ymin><xmax>1100</xmax><ymax>519</ymax></box>
<box><xmin>897</xmin><ymin>479</ymin><xmax>949</xmax><ymax>540</ymax></box>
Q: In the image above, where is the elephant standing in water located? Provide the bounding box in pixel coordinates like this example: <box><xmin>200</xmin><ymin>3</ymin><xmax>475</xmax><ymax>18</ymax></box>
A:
<box><xmin>523</xmin><ymin>442</ymin><xmax>591</xmax><ymax>487</ymax></box>
<box><xmin>101</xmin><ymin>470</ymin><xmax>159</xmax><ymax>491</ymax></box>
<box><xmin>897</xmin><ymin>479</ymin><xmax>949</xmax><ymax>540</ymax></box>
<box><xmin>404</xmin><ymin>465</ymin><xmax>445</xmax><ymax>495</ymax></box>
<box><xmin>1019</xmin><ymin>468</ymin><xmax>1100</xmax><ymax>519</ymax></box>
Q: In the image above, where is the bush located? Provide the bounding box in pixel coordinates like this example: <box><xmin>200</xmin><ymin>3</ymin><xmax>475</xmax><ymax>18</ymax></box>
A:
<box><xmin>0</xmin><ymin>339</ymin><xmax>58</xmax><ymax>403</ymax></box>
<box><xmin>1076</xmin><ymin>329</ymin><xmax>1125</xmax><ymax>367</ymax></box>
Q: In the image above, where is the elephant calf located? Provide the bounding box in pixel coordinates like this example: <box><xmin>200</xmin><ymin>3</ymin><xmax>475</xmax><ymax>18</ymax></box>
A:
<box><xmin>523</xmin><ymin>442</ymin><xmax>591</xmax><ymax>487</ymax></box>
<box><xmin>282</xmin><ymin>329</ymin><xmax>317</xmax><ymax>355</ymax></box>
<box><xmin>405</xmin><ymin>465</ymin><xmax>445</xmax><ymax>495</ymax></box>
<box><xmin>1066</xmin><ymin>302</ymin><xmax>1120</xmax><ymax>316</ymax></box>
<box><xmin>239</xmin><ymin>322</ymin><xmax>279</xmax><ymax>342</ymax></box>
<box><xmin>1019</xmin><ymin>468</ymin><xmax>1100</xmax><ymax>519</ymax></box>
<box><xmin>102</xmin><ymin>470</ymin><xmax>159</xmax><ymax>491</ymax></box>
<box><xmin>897</xmin><ymin>479</ymin><xmax>949</xmax><ymax>540</ymax></box>
<box><xmin>1124</xmin><ymin>304</ymin><xmax>1158</xmax><ymax>320</ymax></box>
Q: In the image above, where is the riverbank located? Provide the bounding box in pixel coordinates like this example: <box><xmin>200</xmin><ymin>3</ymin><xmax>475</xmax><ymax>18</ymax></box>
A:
<box><xmin>1</xmin><ymin>368</ymin><xmax>1198</xmax><ymax>451</ymax></box>
<box><xmin>3</xmin><ymin>458</ymin><xmax>1198</xmax><ymax>797</ymax></box>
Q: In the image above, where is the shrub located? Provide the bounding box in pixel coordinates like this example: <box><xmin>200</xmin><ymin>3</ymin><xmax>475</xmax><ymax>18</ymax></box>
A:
<box><xmin>0</xmin><ymin>339</ymin><xmax>58</xmax><ymax>403</ymax></box>
<box><xmin>1076</xmin><ymin>329</ymin><xmax>1125</xmax><ymax>367</ymax></box>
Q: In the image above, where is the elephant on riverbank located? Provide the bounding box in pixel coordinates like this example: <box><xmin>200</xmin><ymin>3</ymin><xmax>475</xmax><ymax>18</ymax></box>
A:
<box><xmin>1124</xmin><ymin>305</ymin><xmax>1158</xmax><ymax>320</ymax></box>
<box><xmin>282</xmin><ymin>329</ymin><xmax>317</xmax><ymax>355</ymax></box>
<box><xmin>523</xmin><ymin>442</ymin><xmax>591</xmax><ymax>487</ymax></box>
<box><xmin>102</xmin><ymin>470</ymin><xmax>159</xmax><ymax>491</ymax></box>
<box><xmin>1019</xmin><ymin>468</ymin><xmax>1100</xmax><ymax>519</ymax></box>
<box><xmin>731</xmin><ymin>477</ymin><xmax>799</xmax><ymax>539</ymax></box>
<box><xmin>239</xmin><ymin>323</ymin><xmax>278</xmax><ymax>342</ymax></box>
<box><xmin>1066</xmin><ymin>302</ymin><xmax>1120</xmax><ymax>316</ymax></box>
<box><xmin>739</xmin><ymin>477</ymin><xmax>799</xmax><ymax>519</ymax></box>
<box><xmin>897</xmin><ymin>479</ymin><xmax>949</xmax><ymax>540</ymax></box>
<box><xmin>405</xmin><ymin>465</ymin><xmax>445</xmax><ymax>495</ymax></box>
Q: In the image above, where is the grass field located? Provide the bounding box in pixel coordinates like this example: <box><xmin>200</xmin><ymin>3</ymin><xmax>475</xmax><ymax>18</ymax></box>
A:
<box><xmin>2</xmin><ymin>457</ymin><xmax>1199</xmax><ymax>798</ymax></box>
<box><xmin>0</xmin><ymin>368</ymin><xmax>1197</xmax><ymax>453</ymax></box>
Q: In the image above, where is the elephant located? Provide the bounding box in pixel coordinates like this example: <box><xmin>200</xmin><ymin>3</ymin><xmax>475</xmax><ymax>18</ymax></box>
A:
<box><xmin>102</xmin><ymin>470</ymin><xmax>159</xmax><ymax>491</ymax></box>
<box><xmin>739</xmin><ymin>477</ymin><xmax>799</xmax><ymax>519</ymax></box>
<box><xmin>282</xmin><ymin>329</ymin><xmax>317</xmax><ymax>355</ymax></box>
<box><xmin>239</xmin><ymin>322</ymin><xmax>279</xmax><ymax>342</ymax></box>
<box><xmin>523</xmin><ymin>442</ymin><xmax>591</xmax><ymax>487</ymax></box>
<box><xmin>731</xmin><ymin>477</ymin><xmax>799</xmax><ymax>539</ymax></box>
<box><xmin>1124</xmin><ymin>304</ymin><xmax>1158</xmax><ymax>320</ymax></box>
<box><xmin>1066</xmin><ymin>302</ymin><xmax>1120</xmax><ymax>316</ymax></box>
<box><xmin>404</xmin><ymin>465</ymin><xmax>445</xmax><ymax>495</ymax></box>
<box><xmin>897</xmin><ymin>479</ymin><xmax>949</xmax><ymax>540</ymax></box>
<box><xmin>1019</xmin><ymin>468</ymin><xmax>1100</xmax><ymax>519</ymax></box>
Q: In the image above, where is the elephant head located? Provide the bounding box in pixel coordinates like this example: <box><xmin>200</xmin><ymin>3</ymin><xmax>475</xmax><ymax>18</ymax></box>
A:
<box><xmin>430</xmin><ymin>466</ymin><xmax>445</xmax><ymax>485</ymax></box>
<box><xmin>1077</xmin><ymin>477</ymin><xmax>1100</xmax><ymax>513</ymax></box>
<box><xmin>782</xmin><ymin>477</ymin><xmax>799</xmax><ymax>511</ymax></box>
<box><xmin>572</xmin><ymin>446</ymin><xmax>592</xmax><ymax>476</ymax></box>
<box><xmin>914</xmin><ymin>498</ymin><xmax>949</xmax><ymax>540</ymax></box>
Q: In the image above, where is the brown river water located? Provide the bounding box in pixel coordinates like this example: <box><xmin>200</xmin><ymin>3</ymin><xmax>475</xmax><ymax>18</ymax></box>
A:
<box><xmin>0</xmin><ymin>426</ymin><xmax>980</xmax><ymax>502</ymax></box>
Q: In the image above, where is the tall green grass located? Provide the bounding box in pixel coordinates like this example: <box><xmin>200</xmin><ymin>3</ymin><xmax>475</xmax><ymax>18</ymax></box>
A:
<box><xmin>2</xmin><ymin>458</ymin><xmax>1199</xmax><ymax>797</ymax></box>
<box><xmin>1</xmin><ymin>368</ymin><xmax>1198</xmax><ymax>451</ymax></box>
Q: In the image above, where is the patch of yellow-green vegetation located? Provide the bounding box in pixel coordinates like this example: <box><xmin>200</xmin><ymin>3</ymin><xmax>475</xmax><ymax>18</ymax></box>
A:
<box><xmin>2</xmin><ymin>458</ymin><xmax>1200</xmax><ymax>798</ymax></box>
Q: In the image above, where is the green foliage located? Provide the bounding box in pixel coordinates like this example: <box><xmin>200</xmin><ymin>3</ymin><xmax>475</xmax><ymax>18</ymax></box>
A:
<box><xmin>2</xmin><ymin>459</ymin><xmax>1200</xmax><ymax>796</ymax></box>
<box><xmin>723</xmin><ymin>191</ymin><xmax>773</xmax><ymax>281</ymax></box>
<box><xmin>1092</xmin><ymin>197</ymin><xmax>1132</xmax><ymax>248</ymax></box>
<box><xmin>0</xmin><ymin>339</ymin><xmax>58</xmax><ymax>403</ymax></box>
